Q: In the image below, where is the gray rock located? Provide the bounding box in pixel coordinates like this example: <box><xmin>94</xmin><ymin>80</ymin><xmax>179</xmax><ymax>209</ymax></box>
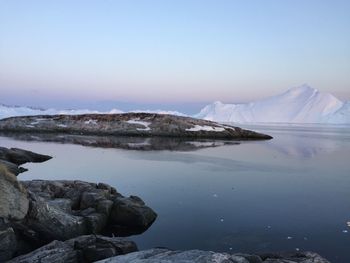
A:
<box><xmin>97</xmin><ymin>199</ymin><xmax>114</xmax><ymax>215</ymax></box>
<box><xmin>47</xmin><ymin>198</ymin><xmax>72</xmax><ymax>213</ymax></box>
<box><xmin>20</xmin><ymin>180</ymin><xmax>157</xmax><ymax>242</ymax></box>
<box><xmin>8</xmin><ymin>235</ymin><xmax>137</xmax><ymax>263</ymax></box>
<box><xmin>0</xmin><ymin>165</ymin><xmax>29</xmax><ymax>220</ymax></box>
<box><xmin>96</xmin><ymin>249</ymin><xmax>330</xmax><ymax>263</ymax></box>
<box><xmin>0</xmin><ymin>147</ymin><xmax>52</xmax><ymax>165</ymax></box>
<box><xmin>96</xmin><ymin>249</ymin><xmax>249</xmax><ymax>263</ymax></box>
<box><xmin>260</xmin><ymin>251</ymin><xmax>331</xmax><ymax>263</ymax></box>
<box><xmin>0</xmin><ymin>159</ymin><xmax>27</xmax><ymax>176</ymax></box>
<box><xmin>110</xmin><ymin>195</ymin><xmax>157</xmax><ymax>229</ymax></box>
<box><xmin>0</xmin><ymin>227</ymin><xmax>17</xmax><ymax>261</ymax></box>
<box><xmin>8</xmin><ymin>239</ymin><xmax>80</xmax><ymax>263</ymax></box>
<box><xmin>85</xmin><ymin>213</ymin><xmax>108</xmax><ymax>234</ymax></box>
<box><xmin>26</xmin><ymin>194</ymin><xmax>87</xmax><ymax>241</ymax></box>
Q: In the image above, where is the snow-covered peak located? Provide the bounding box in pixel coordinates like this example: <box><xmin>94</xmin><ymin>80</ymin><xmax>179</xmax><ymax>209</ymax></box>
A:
<box><xmin>195</xmin><ymin>85</ymin><xmax>348</xmax><ymax>124</ymax></box>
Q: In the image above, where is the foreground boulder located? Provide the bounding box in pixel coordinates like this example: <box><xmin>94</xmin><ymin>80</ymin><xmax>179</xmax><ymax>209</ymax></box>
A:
<box><xmin>8</xmin><ymin>235</ymin><xmax>137</xmax><ymax>263</ymax></box>
<box><xmin>0</xmin><ymin>165</ymin><xmax>29</xmax><ymax>220</ymax></box>
<box><xmin>0</xmin><ymin>113</ymin><xmax>273</xmax><ymax>140</ymax></box>
<box><xmin>20</xmin><ymin>180</ymin><xmax>157</xmax><ymax>244</ymax></box>
<box><xmin>96</xmin><ymin>248</ymin><xmax>330</xmax><ymax>263</ymax></box>
<box><xmin>0</xmin><ymin>227</ymin><xmax>17</xmax><ymax>261</ymax></box>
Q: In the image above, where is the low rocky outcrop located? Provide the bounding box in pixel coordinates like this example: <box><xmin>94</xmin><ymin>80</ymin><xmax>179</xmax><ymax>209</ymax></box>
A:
<box><xmin>0</xmin><ymin>147</ymin><xmax>52</xmax><ymax>166</ymax></box>
<box><xmin>0</xmin><ymin>147</ymin><xmax>51</xmax><ymax>176</ymax></box>
<box><xmin>8</xmin><ymin>235</ymin><xmax>137</xmax><ymax>263</ymax></box>
<box><xmin>96</xmin><ymin>248</ymin><xmax>330</xmax><ymax>263</ymax></box>
<box><xmin>20</xmin><ymin>180</ymin><xmax>157</xmax><ymax>244</ymax></box>
<box><xmin>0</xmin><ymin>113</ymin><xmax>273</xmax><ymax>140</ymax></box>
<box><xmin>0</xmin><ymin>147</ymin><xmax>48</xmax><ymax>261</ymax></box>
<box><xmin>0</xmin><ymin>147</ymin><xmax>156</xmax><ymax>261</ymax></box>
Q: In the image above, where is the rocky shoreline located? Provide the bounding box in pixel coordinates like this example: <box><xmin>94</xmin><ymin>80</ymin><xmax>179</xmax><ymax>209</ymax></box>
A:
<box><xmin>0</xmin><ymin>147</ymin><xmax>330</xmax><ymax>262</ymax></box>
<box><xmin>0</xmin><ymin>113</ymin><xmax>272</xmax><ymax>140</ymax></box>
<box><xmin>0</xmin><ymin>147</ymin><xmax>156</xmax><ymax>262</ymax></box>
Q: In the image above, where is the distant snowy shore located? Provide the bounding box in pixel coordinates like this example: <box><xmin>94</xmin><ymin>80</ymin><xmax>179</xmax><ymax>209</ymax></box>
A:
<box><xmin>0</xmin><ymin>104</ymin><xmax>186</xmax><ymax>120</ymax></box>
<box><xmin>1</xmin><ymin>85</ymin><xmax>350</xmax><ymax>124</ymax></box>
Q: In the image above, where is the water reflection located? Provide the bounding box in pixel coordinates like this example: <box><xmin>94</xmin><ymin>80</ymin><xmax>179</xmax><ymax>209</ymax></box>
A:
<box><xmin>0</xmin><ymin>132</ymin><xmax>239</xmax><ymax>151</ymax></box>
<box><xmin>239</xmin><ymin>124</ymin><xmax>350</xmax><ymax>159</ymax></box>
<box><xmin>0</xmin><ymin>125</ymin><xmax>349</xmax><ymax>262</ymax></box>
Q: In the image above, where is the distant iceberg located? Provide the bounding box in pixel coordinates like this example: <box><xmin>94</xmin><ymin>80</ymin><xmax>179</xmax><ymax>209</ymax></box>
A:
<box><xmin>195</xmin><ymin>85</ymin><xmax>350</xmax><ymax>124</ymax></box>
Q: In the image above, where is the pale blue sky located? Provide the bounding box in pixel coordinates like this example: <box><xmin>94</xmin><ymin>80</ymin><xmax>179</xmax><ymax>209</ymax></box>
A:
<box><xmin>0</xmin><ymin>0</ymin><xmax>349</xmax><ymax>111</ymax></box>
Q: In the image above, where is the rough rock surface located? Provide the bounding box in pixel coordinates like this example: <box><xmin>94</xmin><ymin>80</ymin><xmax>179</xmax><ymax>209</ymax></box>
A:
<box><xmin>0</xmin><ymin>113</ymin><xmax>273</xmax><ymax>140</ymax></box>
<box><xmin>0</xmin><ymin>147</ymin><xmax>51</xmax><ymax>176</ymax></box>
<box><xmin>97</xmin><ymin>248</ymin><xmax>330</xmax><ymax>263</ymax></box>
<box><xmin>0</xmin><ymin>148</ymin><xmax>53</xmax><ymax>261</ymax></box>
<box><xmin>0</xmin><ymin>227</ymin><xmax>18</xmax><ymax>261</ymax></box>
<box><xmin>0</xmin><ymin>165</ymin><xmax>29</xmax><ymax>220</ymax></box>
<box><xmin>8</xmin><ymin>235</ymin><xmax>137</xmax><ymax>263</ymax></box>
<box><xmin>0</xmin><ymin>147</ymin><xmax>52</xmax><ymax>165</ymax></box>
<box><xmin>0</xmin><ymin>146</ymin><xmax>154</xmax><ymax>261</ymax></box>
<box><xmin>20</xmin><ymin>180</ymin><xmax>157</xmax><ymax>244</ymax></box>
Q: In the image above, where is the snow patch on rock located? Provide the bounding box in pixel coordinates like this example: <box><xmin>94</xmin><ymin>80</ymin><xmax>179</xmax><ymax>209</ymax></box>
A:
<box><xmin>126</xmin><ymin>119</ymin><xmax>151</xmax><ymax>131</ymax></box>
<box><xmin>186</xmin><ymin>125</ymin><xmax>225</xmax><ymax>132</ymax></box>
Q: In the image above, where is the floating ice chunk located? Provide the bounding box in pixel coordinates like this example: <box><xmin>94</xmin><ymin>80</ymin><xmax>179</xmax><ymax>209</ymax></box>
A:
<box><xmin>295</xmin><ymin>248</ymin><xmax>300</xmax><ymax>251</ymax></box>
<box><xmin>287</xmin><ymin>236</ymin><xmax>293</xmax><ymax>240</ymax></box>
<box><xmin>342</xmin><ymin>230</ymin><xmax>348</xmax><ymax>233</ymax></box>
<box><xmin>213</xmin><ymin>194</ymin><xmax>218</xmax><ymax>198</ymax></box>
<box><xmin>186</xmin><ymin>125</ymin><xmax>225</xmax><ymax>132</ymax></box>
<box><xmin>267</xmin><ymin>226</ymin><xmax>272</xmax><ymax>229</ymax></box>
<box><xmin>57</xmin><ymin>124</ymin><xmax>67</xmax><ymax>128</ymax></box>
<box><xmin>126</xmin><ymin>119</ymin><xmax>151</xmax><ymax>131</ymax></box>
<box><xmin>220</xmin><ymin>218</ymin><xmax>224</xmax><ymax>222</ymax></box>
<box><xmin>347</xmin><ymin>221</ymin><xmax>350</xmax><ymax>227</ymax></box>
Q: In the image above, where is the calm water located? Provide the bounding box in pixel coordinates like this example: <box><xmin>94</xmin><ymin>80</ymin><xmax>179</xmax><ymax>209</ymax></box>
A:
<box><xmin>1</xmin><ymin>124</ymin><xmax>350</xmax><ymax>262</ymax></box>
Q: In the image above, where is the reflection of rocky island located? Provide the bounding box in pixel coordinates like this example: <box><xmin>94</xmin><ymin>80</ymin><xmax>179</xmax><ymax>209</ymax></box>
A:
<box><xmin>0</xmin><ymin>113</ymin><xmax>272</xmax><ymax>140</ymax></box>
<box><xmin>1</xmin><ymin>147</ymin><xmax>331</xmax><ymax>262</ymax></box>
<box><xmin>0</xmin><ymin>132</ymin><xmax>240</xmax><ymax>151</ymax></box>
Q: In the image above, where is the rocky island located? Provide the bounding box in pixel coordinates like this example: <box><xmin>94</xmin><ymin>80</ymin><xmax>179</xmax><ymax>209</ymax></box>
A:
<box><xmin>0</xmin><ymin>146</ymin><xmax>331</xmax><ymax>262</ymax></box>
<box><xmin>0</xmin><ymin>113</ymin><xmax>272</xmax><ymax>140</ymax></box>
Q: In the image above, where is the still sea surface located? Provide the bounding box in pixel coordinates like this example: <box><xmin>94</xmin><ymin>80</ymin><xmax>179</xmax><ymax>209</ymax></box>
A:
<box><xmin>1</xmin><ymin>124</ymin><xmax>349</xmax><ymax>262</ymax></box>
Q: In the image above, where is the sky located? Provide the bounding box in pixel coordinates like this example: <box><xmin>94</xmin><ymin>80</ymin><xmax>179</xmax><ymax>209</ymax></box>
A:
<box><xmin>0</xmin><ymin>0</ymin><xmax>349</xmax><ymax>112</ymax></box>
